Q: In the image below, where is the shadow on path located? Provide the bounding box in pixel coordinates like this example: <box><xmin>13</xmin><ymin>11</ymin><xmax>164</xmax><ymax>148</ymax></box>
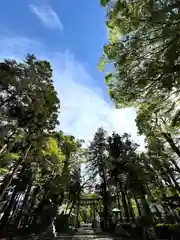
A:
<box><xmin>1</xmin><ymin>227</ymin><xmax>134</xmax><ymax>240</ymax></box>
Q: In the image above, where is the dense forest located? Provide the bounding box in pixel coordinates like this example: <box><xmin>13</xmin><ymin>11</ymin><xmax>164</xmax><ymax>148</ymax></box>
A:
<box><xmin>0</xmin><ymin>0</ymin><xmax>180</xmax><ymax>239</ymax></box>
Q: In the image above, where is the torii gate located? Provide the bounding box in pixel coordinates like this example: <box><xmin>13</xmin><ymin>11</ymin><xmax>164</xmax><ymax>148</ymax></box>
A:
<box><xmin>74</xmin><ymin>197</ymin><xmax>102</xmax><ymax>226</ymax></box>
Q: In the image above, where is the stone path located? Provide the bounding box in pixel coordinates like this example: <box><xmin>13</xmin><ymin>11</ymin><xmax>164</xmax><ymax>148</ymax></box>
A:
<box><xmin>72</xmin><ymin>228</ymin><xmax>114</xmax><ymax>239</ymax></box>
<box><xmin>3</xmin><ymin>227</ymin><xmax>118</xmax><ymax>239</ymax></box>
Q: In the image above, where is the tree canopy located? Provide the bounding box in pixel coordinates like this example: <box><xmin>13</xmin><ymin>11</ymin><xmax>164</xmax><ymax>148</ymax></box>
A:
<box><xmin>1</xmin><ymin>11</ymin><xmax>180</xmax><ymax>236</ymax></box>
<box><xmin>99</xmin><ymin>0</ymin><xmax>180</xmax><ymax>106</ymax></box>
<box><xmin>97</xmin><ymin>0</ymin><xmax>180</xmax><ymax>235</ymax></box>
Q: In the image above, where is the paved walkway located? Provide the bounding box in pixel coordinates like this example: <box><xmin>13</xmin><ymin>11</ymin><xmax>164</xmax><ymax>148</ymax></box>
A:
<box><xmin>72</xmin><ymin>228</ymin><xmax>114</xmax><ymax>239</ymax></box>
<box><xmin>4</xmin><ymin>227</ymin><xmax>118</xmax><ymax>239</ymax></box>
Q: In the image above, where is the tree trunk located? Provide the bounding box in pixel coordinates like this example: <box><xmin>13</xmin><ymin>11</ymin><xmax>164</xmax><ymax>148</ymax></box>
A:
<box><xmin>171</xmin><ymin>159</ymin><xmax>180</xmax><ymax>174</ymax></box>
<box><xmin>118</xmin><ymin>181</ymin><xmax>129</xmax><ymax>222</ymax></box>
<box><xmin>37</xmin><ymin>190</ymin><xmax>49</xmax><ymax>214</ymax></box>
<box><xmin>9</xmin><ymin>193</ymin><xmax>21</xmax><ymax>223</ymax></box>
<box><xmin>126</xmin><ymin>193</ymin><xmax>135</xmax><ymax>221</ymax></box>
<box><xmin>0</xmin><ymin>187</ymin><xmax>17</xmax><ymax>233</ymax></box>
<box><xmin>76</xmin><ymin>201</ymin><xmax>80</xmax><ymax>228</ymax></box>
<box><xmin>0</xmin><ymin>144</ymin><xmax>31</xmax><ymax>201</ymax></box>
<box><xmin>134</xmin><ymin>197</ymin><xmax>142</xmax><ymax>217</ymax></box>
<box><xmin>0</xmin><ymin>144</ymin><xmax>7</xmax><ymax>154</ymax></box>
<box><xmin>139</xmin><ymin>194</ymin><xmax>152</xmax><ymax>217</ymax></box>
<box><xmin>68</xmin><ymin>201</ymin><xmax>75</xmax><ymax>218</ymax></box>
<box><xmin>16</xmin><ymin>178</ymin><xmax>33</xmax><ymax>227</ymax></box>
<box><xmin>0</xmin><ymin>162</ymin><xmax>21</xmax><ymax>202</ymax></box>
<box><xmin>115</xmin><ymin>181</ymin><xmax>122</xmax><ymax>221</ymax></box>
<box><xmin>162</xmin><ymin>132</ymin><xmax>180</xmax><ymax>159</ymax></box>
<box><xmin>101</xmin><ymin>169</ymin><xmax>109</xmax><ymax>229</ymax></box>
<box><xmin>164</xmin><ymin>161</ymin><xmax>180</xmax><ymax>193</ymax></box>
<box><xmin>23</xmin><ymin>186</ymin><xmax>40</xmax><ymax>227</ymax></box>
<box><xmin>168</xmin><ymin>171</ymin><xmax>180</xmax><ymax>192</ymax></box>
<box><xmin>115</xmin><ymin>179</ymin><xmax>121</xmax><ymax>207</ymax></box>
<box><xmin>65</xmin><ymin>201</ymin><xmax>70</xmax><ymax>215</ymax></box>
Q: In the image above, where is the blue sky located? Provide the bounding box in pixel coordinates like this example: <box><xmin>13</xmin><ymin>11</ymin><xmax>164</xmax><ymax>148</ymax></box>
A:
<box><xmin>0</xmin><ymin>0</ymin><xmax>144</xmax><ymax>147</ymax></box>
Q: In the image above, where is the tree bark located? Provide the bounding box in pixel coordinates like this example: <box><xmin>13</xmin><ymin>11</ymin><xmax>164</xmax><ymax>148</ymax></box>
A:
<box><xmin>0</xmin><ymin>144</ymin><xmax>7</xmax><ymax>154</ymax></box>
<box><xmin>23</xmin><ymin>186</ymin><xmax>40</xmax><ymax>227</ymax></box>
<box><xmin>119</xmin><ymin>182</ymin><xmax>129</xmax><ymax>221</ymax></box>
<box><xmin>0</xmin><ymin>187</ymin><xmax>17</xmax><ymax>233</ymax></box>
<box><xmin>9</xmin><ymin>192</ymin><xmax>21</xmax><ymax>223</ymax></box>
<box><xmin>126</xmin><ymin>193</ymin><xmax>135</xmax><ymax>221</ymax></box>
<box><xmin>16</xmin><ymin>177</ymin><xmax>33</xmax><ymax>227</ymax></box>
<box><xmin>100</xmin><ymin>169</ymin><xmax>109</xmax><ymax>229</ymax></box>
<box><xmin>0</xmin><ymin>144</ymin><xmax>31</xmax><ymax>201</ymax></box>
<box><xmin>139</xmin><ymin>194</ymin><xmax>152</xmax><ymax>217</ymax></box>
<box><xmin>134</xmin><ymin>197</ymin><xmax>142</xmax><ymax>217</ymax></box>
<box><xmin>171</xmin><ymin>159</ymin><xmax>180</xmax><ymax>174</ymax></box>
<box><xmin>168</xmin><ymin>171</ymin><xmax>180</xmax><ymax>192</ymax></box>
<box><xmin>68</xmin><ymin>203</ymin><xmax>73</xmax><ymax>218</ymax></box>
<box><xmin>162</xmin><ymin>132</ymin><xmax>180</xmax><ymax>159</ymax></box>
<box><xmin>115</xmin><ymin>181</ymin><xmax>123</xmax><ymax>221</ymax></box>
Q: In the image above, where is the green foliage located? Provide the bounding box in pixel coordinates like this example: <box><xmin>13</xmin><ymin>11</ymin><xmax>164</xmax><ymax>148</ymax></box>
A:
<box><xmin>0</xmin><ymin>38</ymin><xmax>179</xmax><ymax>232</ymax></box>
<box><xmin>0</xmin><ymin>54</ymin><xmax>60</xmax><ymax>141</ymax></box>
<box><xmin>41</xmin><ymin>136</ymin><xmax>65</xmax><ymax>162</ymax></box>
<box><xmin>0</xmin><ymin>168</ymin><xmax>8</xmax><ymax>174</ymax></box>
<box><xmin>0</xmin><ymin>54</ymin><xmax>88</xmax><ymax>232</ymax></box>
<box><xmin>100</xmin><ymin>0</ymin><xmax>110</xmax><ymax>7</ymax></box>
<box><xmin>98</xmin><ymin>56</ymin><xmax>106</xmax><ymax>72</ymax></box>
<box><xmin>101</xmin><ymin>0</ymin><xmax>180</xmax><ymax>106</ymax></box>
<box><xmin>87</xmin><ymin>126</ymin><xmax>180</xmax><ymax>224</ymax></box>
<box><xmin>99</xmin><ymin>3</ymin><xmax>180</xmax><ymax>223</ymax></box>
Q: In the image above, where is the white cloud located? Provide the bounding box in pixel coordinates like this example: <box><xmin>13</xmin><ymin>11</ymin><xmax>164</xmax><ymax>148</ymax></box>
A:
<box><xmin>0</xmin><ymin>35</ymin><xmax>145</xmax><ymax>150</ymax></box>
<box><xmin>29</xmin><ymin>4</ymin><xmax>63</xmax><ymax>31</ymax></box>
<box><xmin>0</xmin><ymin>35</ymin><xmax>42</xmax><ymax>60</ymax></box>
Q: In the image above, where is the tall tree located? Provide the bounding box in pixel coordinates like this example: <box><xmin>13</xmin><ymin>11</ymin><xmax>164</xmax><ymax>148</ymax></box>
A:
<box><xmin>0</xmin><ymin>54</ymin><xmax>60</xmax><ymax>200</ymax></box>
<box><xmin>99</xmin><ymin>0</ymin><xmax>180</xmax><ymax>106</ymax></box>
<box><xmin>87</xmin><ymin>128</ymin><xmax>110</xmax><ymax>229</ymax></box>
